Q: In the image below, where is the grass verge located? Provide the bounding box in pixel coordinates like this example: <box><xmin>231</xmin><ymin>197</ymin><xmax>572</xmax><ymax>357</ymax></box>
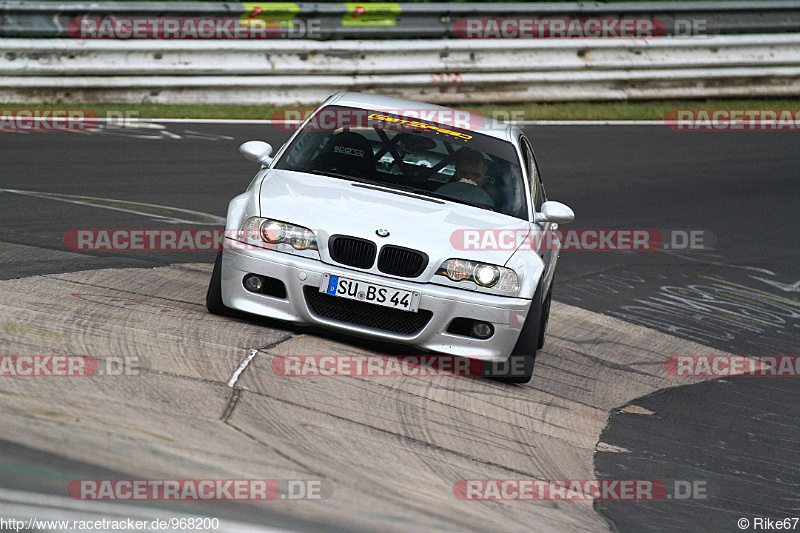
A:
<box><xmin>2</xmin><ymin>99</ymin><xmax>799</xmax><ymax>121</ymax></box>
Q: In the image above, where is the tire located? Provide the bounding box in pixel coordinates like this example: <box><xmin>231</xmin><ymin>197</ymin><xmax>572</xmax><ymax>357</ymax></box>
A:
<box><xmin>490</xmin><ymin>280</ymin><xmax>545</xmax><ymax>384</ymax></box>
<box><xmin>206</xmin><ymin>250</ymin><xmax>233</xmax><ymax>316</ymax></box>
<box><xmin>538</xmin><ymin>283</ymin><xmax>553</xmax><ymax>350</ymax></box>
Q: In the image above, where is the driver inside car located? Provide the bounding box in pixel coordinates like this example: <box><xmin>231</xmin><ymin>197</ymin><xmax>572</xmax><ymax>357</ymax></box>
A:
<box><xmin>435</xmin><ymin>149</ymin><xmax>496</xmax><ymax>209</ymax></box>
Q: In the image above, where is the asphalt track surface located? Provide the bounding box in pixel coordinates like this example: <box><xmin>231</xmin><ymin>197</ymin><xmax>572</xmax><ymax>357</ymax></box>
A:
<box><xmin>0</xmin><ymin>122</ymin><xmax>797</xmax><ymax>532</ymax></box>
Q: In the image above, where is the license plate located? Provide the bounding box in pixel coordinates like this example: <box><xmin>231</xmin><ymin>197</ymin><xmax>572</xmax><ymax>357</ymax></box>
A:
<box><xmin>320</xmin><ymin>274</ymin><xmax>421</xmax><ymax>313</ymax></box>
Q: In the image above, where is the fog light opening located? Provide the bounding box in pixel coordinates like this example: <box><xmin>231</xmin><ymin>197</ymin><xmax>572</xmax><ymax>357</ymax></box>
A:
<box><xmin>472</xmin><ymin>322</ymin><xmax>493</xmax><ymax>339</ymax></box>
<box><xmin>243</xmin><ymin>274</ymin><xmax>264</xmax><ymax>293</ymax></box>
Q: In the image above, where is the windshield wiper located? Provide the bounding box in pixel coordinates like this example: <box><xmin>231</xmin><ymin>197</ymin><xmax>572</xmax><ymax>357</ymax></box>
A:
<box><xmin>381</xmin><ymin>183</ymin><xmax>500</xmax><ymax>212</ymax></box>
<box><xmin>351</xmin><ymin>182</ymin><xmax>444</xmax><ymax>204</ymax></box>
<box><xmin>312</xmin><ymin>169</ymin><xmax>438</xmax><ymax>201</ymax></box>
<box><xmin>426</xmin><ymin>192</ymin><xmax>499</xmax><ymax>212</ymax></box>
<box><xmin>310</xmin><ymin>169</ymin><xmax>375</xmax><ymax>185</ymax></box>
<box><xmin>311</xmin><ymin>169</ymin><xmax>498</xmax><ymax>212</ymax></box>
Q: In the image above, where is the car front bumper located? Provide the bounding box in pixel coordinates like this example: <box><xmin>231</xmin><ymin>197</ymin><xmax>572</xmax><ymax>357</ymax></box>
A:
<box><xmin>220</xmin><ymin>240</ymin><xmax>532</xmax><ymax>361</ymax></box>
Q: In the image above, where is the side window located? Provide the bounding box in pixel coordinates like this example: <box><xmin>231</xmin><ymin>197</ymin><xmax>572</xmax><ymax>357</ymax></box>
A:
<box><xmin>518</xmin><ymin>136</ymin><xmax>530</xmax><ymax>175</ymax></box>
<box><xmin>530</xmin><ymin>148</ymin><xmax>546</xmax><ymax>212</ymax></box>
<box><xmin>284</xmin><ymin>130</ymin><xmax>329</xmax><ymax>169</ymax></box>
<box><xmin>519</xmin><ymin>136</ymin><xmax>539</xmax><ymax>212</ymax></box>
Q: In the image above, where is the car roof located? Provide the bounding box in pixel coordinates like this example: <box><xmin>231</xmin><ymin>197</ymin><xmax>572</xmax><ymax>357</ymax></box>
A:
<box><xmin>328</xmin><ymin>91</ymin><xmax>517</xmax><ymax>142</ymax></box>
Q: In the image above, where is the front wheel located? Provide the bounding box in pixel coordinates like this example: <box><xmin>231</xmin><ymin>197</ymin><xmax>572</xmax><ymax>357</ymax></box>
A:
<box><xmin>489</xmin><ymin>281</ymin><xmax>545</xmax><ymax>384</ymax></box>
<box><xmin>538</xmin><ymin>283</ymin><xmax>553</xmax><ymax>350</ymax></box>
<box><xmin>206</xmin><ymin>250</ymin><xmax>234</xmax><ymax>316</ymax></box>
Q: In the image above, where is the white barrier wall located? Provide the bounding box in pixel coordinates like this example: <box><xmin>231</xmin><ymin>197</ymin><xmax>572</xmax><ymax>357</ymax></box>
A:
<box><xmin>1</xmin><ymin>34</ymin><xmax>799</xmax><ymax>104</ymax></box>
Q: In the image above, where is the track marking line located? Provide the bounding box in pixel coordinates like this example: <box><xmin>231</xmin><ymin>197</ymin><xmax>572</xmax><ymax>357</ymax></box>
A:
<box><xmin>619</xmin><ymin>405</ymin><xmax>655</xmax><ymax>416</ymax></box>
<box><xmin>750</xmin><ymin>276</ymin><xmax>800</xmax><ymax>293</ymax></box>
<box><xmin>228</xmin><ymin>348</ymin><xmax>259</xmax><ymax>388</ymax></box>
<box><xmin>596</xmin><ymin>442</ymin><xmax>631</xmax><ymax>453</ymax></box>
<box><xmin>0</xmin><ymin>189</ymin><xmax>225</xmax><ymax>225</ymax></box>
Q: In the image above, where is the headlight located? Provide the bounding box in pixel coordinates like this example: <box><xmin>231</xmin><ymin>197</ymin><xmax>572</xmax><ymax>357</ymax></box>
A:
<box><xmin>240</xmin><ymin>217</ymin><xmax>317</xmax><ymax>250</ymax></box>
<box><xmin>436</xmin><ymin>259</ymin><xmax>519</xmax><ymax>292</ymax></box>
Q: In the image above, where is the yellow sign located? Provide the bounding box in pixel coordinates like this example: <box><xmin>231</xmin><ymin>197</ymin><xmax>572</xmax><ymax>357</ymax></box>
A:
<box><xmin>342</xmin><ymin>3</ymin><xmax>401</xmax><ymax>27</ymax></box>
<box><xmin>368</xmin><ymin>114</ymin><xmax>472</xmax><ymax>141</ymax></box>
<box><xmin>240</xmin><ymin>3</ymin><xmax>299</xmax><ymax>28</ymax></box>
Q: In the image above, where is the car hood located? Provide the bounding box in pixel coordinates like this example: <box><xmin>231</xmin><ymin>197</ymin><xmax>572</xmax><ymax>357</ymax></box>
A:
<box><xmin>258</xmin><ymin>169</ymin><xmax>530</xmax><ymax>269</ymax></box>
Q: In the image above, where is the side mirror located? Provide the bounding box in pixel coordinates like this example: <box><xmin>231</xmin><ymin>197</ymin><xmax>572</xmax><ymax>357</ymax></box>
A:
<box><xmin>239</xmin><ymin>141</ymin><xmax>273</xmax><ymax>166</ymax></box>
<box><xmin>535</xmin><ymin>201</ymin><xmax>574</xmax><ymax>224</ymax></box>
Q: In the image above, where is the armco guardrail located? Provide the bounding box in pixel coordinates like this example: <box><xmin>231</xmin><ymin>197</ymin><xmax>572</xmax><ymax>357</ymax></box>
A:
<box><xmin>1</xmin><ymin>34</ymin><xmax>799</xmax><ymax>104</ymax></box>
<box><xmin>2</xmin><ymin>1</ymin><xmax>800</xmax><ymax>39</ymax></box>
<box><xmin>2</xmin><ymin>35</ymin><xmax>799</xmax><ymax>76</ymax></box>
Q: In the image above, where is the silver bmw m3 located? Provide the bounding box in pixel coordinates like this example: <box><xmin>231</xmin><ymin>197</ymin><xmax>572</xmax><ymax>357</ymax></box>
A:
<box><xmin>207</xmin><ymin>92</ymin><xmax>573</xmax><ymax>383</ymax></box>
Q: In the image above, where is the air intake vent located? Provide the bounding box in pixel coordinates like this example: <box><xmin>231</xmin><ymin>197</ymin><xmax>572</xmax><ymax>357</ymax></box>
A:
<box><xmin>304</xmin><ymin>286</ymin><xmax>433</xmax><ymax>335</ymax></box>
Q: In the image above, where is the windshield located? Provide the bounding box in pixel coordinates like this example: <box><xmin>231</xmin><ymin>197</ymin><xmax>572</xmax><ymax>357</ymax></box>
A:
<box><xmin>274</xmin><ymin>105</ymin><xmax>528</xmax><ymax>219</ymax></box>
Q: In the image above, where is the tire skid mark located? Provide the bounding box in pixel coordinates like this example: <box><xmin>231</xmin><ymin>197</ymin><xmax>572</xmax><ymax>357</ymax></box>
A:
<box><xmin>237</xmin><ymin>386</ymin><xmax>549</xmax><ymax>481</ymax></box>
<box><xmin>252</xmin><ymin>352</ymin><xmax>597</xmax><ymax>458</ymax></box>
<box><xmin>223</xmin><ymin>419</ymin><xmax>327</xmax><ymax>479</ymax></box>
<box><xmin>548</xmin><ymin>340</ymin><xmax>658</xmax><ymax>377</ymax></box>
<box><xmin>46</xmin><ymin>274</ymin><xmax>207</xmax><ymax>308</ymax></box>
<box><xmin>220</xmin><ymin>387</ymin><xmax>240</xmax><ymax>423</ymax></box>
<box><xmin>0</xmin><ymin>264</ymin><xmax>735</xmax><ymax>532</ymax></box>
<box><xmin>245</xmin><ymin>374</ymin><xmax>547</xmax><ymax>456</ymax></box>
<box><xmin>309</xmin><ymin>367</ymin><xmax>575</xmax><ymax>430</ymax></box>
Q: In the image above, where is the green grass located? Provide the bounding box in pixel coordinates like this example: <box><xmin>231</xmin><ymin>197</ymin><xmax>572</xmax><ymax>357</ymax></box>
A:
<box><xmin>472</xmin><ymin>99</ymin><xmax>800</xmax><ymax>121</ymax></box>
<box><xmin>4</xmin><ymin>99</ymin><xmax>800</xmax><ymax>121</ymax></box>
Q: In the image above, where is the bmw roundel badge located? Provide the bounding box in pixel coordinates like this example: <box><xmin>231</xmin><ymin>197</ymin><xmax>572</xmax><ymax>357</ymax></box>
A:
<box><xmin>376</xmin><ymin>229</ymin><xmax>390</xmax><ymax>238</ymax></box>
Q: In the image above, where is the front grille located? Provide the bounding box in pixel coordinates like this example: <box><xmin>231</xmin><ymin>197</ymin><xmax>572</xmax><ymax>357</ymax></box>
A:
<box><xmin>329</xmin><ymin>235</ymin><xmax>376</xmax><ymax>269</ymax></box>
<box><xmin>377</xmin><ymin>246</ymin><xmax>428</xmax><ymax>278</ymax></box>
<box><xmin>304</xmin><ymin>286</ymin><xmax>433</xmax><ymax>335</ymax></box>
